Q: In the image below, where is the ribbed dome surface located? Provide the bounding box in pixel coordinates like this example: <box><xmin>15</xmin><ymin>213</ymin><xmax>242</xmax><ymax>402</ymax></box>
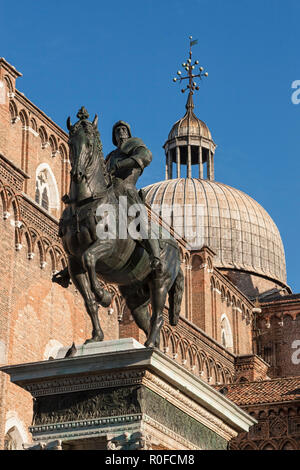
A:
<box><xmin>166</xmin><ymin>93</ymin><xmax>213</xmax><ymax>142</ymax></box>
<box><xmin>143</xmin><ymin>178</ymin><xmax>286</xmax><ymax>285</ymax></box>
<box><xmin>168</xmin><ymin>114</ymin><xmax>212</xmax><ymax>140</ymax></box>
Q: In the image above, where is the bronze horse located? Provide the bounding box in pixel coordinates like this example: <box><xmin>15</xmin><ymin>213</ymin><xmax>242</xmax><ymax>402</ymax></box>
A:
<box><xmin>54</xmin><ymin>111</ymin><xmax>184</xmax><ymax>348</ymax></box>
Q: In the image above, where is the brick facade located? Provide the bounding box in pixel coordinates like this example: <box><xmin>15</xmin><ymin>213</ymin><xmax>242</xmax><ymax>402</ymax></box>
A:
<box><xmin>0</xmin><ymin>59</ymin><xmax>120</xmax><ymax>449</ymax></box>
<box><xmin>255</xmin><ymin>296</ymin><xmax>300</xmax><ymax>378</ymax></box>
<box><xmin>217</xmin><ymin>377</ymin><xmax>300</xmax><ymax>450</ymax></box>
<box><xmin>0</xmin><ymin>57</ymin><xmax>299</xmax><ymax>450</ymax></box>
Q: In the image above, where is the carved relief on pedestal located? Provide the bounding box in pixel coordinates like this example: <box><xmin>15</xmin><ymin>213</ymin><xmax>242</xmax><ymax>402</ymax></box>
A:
<box><xmin>106</xmin><ymin>432</ymin><xmax>153</xmax><ymax>450</ymax></box>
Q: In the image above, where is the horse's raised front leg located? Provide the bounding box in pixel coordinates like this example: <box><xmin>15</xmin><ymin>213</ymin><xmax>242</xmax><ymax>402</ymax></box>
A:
<box><xmin>68</xmin><ymin>256</ymin><xmax>104</xmax><ymax>343</ymax></box>
<box><xmin>82</xmin><ymin>240</ymin><xmax>113</xmax><ymax>308</ymax></box>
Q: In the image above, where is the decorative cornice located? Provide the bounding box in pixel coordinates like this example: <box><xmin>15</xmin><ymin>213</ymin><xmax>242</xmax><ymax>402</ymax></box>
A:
<box><xmin>0</xmin><ymin>152</ymin><xmax>30</xmax><ymax>181</ymax></box>
<box><xmin>15</xmin><ymin>90</ymin><xmax>68</xmax><ymax>143</ymax></box>
<box><xmin>23</xmin><ymin>126</ymin><xmax>39</xmax><ymax>137</ymax></box>
<box><xmin>30</xmin><ymin>414</ymin><xmax>143</xmax><ymax>443</ymax></box>
<box><xmin>0</xmin><ymin>57</ymin><xmax>22</xmax><ymax>79</ymax></box>
<box><xmin>25</xmin><ymin>370</ymin><xmax>146</xmax><ymax>397</ymax></box>
<box><xmin>176</xmin><ymin>314</ymin><xmax>236</xmax><ymax>367</ymax></box>
<box><xmin>20</xmin><ymin>194</ymin><xmax>60</xmax><ymax>243</ymax></box>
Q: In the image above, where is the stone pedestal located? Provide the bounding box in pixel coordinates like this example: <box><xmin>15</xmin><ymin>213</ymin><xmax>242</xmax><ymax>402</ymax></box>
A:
<box><xmin>1</xmin><ymin>339</ymin><xmax>256</xmax><ymax>450</ymax></box>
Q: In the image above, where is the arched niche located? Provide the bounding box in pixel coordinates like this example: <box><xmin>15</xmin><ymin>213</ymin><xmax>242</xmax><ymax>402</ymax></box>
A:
<box><xmin>4</xmin><ymin>413</ymin><xmax>28</xmax><ymax>450</ymax></box>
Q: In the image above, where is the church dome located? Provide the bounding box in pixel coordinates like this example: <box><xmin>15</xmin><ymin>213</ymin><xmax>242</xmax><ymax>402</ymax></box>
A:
<box><xmin>168</xmin><ymin>93</ymin><xmax>212</xmax><ymax>141</ymax></box>
<box><xmin>143</xmin><ymin>178</ymin><xmax>287</xmax><ymax>285</ymax></box>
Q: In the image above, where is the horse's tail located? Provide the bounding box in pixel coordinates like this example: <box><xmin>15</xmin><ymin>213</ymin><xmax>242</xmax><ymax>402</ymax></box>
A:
<box><xmin>168</xmin><ymin>267</ymin><xmax>184</xmax><ymax>326</ymax></box>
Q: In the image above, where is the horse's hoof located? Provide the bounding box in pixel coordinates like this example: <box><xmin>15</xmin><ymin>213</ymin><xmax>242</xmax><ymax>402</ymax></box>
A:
<box><xmin>144</xmin><ymin>338</ymin><xmax>156</xmax><ymax>349</ymax></box>
<box><xmin>84</xmin><ymin>335</ymin><xmax>104</xmax><ymax>344</ymax></box>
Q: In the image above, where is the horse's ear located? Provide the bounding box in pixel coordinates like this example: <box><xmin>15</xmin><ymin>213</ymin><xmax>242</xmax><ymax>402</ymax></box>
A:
<box><xmin>92</xmin><ymin>114</ymin><xmax>98</xmax><ymax>128</ymax></box>
<box><xmin>67</xmin><ymin>116</ymin><xmax>72</xmax><ymax>131</ymax></box>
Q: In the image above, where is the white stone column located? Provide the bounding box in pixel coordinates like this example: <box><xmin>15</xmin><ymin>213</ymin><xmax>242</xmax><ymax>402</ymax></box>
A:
<box><xmin>168</xmin><ymin>150</ymin><xmax>173</xmax><ymax>179</ymax></box>
<box><xmin>207</xmin><ymin>150</ymin><xmax>212</xmax><ymax>180</ymax></box>
<box><xmin>210</xmin><ymin>152</ymin><xmax>215</xmax><ymax>181</ymax></box>
<box><xmin>176</xmin><ymin>146</ymin><xmax>181</xmax><ymax>178</ymax></box>
<box><xmin>187</xmin><ymin>145</ymin><xmax>192</xmax><ymax>178</ymax></box>
<box><xmin>198</xmin><ymin>146</ymin><xmax>203</xmax><ymax>179</ymax></box>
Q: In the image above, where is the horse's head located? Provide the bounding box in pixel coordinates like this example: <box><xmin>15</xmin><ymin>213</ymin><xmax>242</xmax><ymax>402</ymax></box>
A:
<box><xmin>67</xmin><ymin>107</ymin><xmax>99</xmax><ymax>183</ymax></box>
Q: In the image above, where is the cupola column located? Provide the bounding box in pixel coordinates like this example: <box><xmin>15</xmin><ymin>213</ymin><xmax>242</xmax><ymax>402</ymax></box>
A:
<box><xmin>207</xmin><ymin>150</ymin><xmax>212</xmax><ymax>180</ymax></box>
<box><xmin>198</xmin><ymin>147</ymin><xmax>203</xmax><ymax>179</ymax></box>
<box><xmin>168</xmin><ymin>150</ymin><xmax>173</xmax><ymax>179</ymax></box>
<box><xmin>210</xmin><ymin>153</ymin><xmax>214</xmax><ymax>181</ymax></box>
<box><xmin>176</xmin><ymin>146</ymin><xmax>181</xmax><ymax>178</ymax></box>
<box><xmin>207</xmin><ymin>150</ymin><xmax>215</xmax><ymax>181</ymax></box>
<box><xmin>207</xmin><ymin>150</ymin><xmax>211</xmax><ymax>179</ymax></box>
<box><xmin>187</xmin><ymin>145</ymin><xmax>192</xmax><ymax>178</ymax></box>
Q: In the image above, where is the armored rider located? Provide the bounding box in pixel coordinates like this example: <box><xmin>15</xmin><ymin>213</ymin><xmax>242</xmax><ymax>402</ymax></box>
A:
<box><xmin>106</xmin><ymin>121</ymin><xmax>162</xmax><ymax>274</ymax></box>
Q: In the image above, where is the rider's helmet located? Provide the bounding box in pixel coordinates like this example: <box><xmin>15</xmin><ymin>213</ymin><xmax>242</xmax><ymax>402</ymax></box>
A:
<box><xmin>112</xmin><ymin>120</ymin><xmax>132</xmax><ymax>146</ymax></box>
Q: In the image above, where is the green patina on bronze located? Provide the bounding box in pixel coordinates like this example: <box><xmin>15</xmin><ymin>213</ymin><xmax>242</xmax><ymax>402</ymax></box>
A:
<box><xmin>53</xmin><ymin>108</ymin><xmax>184</xmax><ymax>349</ymax></box>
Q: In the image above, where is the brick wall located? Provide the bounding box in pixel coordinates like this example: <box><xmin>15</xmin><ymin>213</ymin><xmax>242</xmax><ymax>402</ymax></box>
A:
<box><xmin>0</xmin><ymin>59</ymin><xmax>120</xmax><ymax>449</ymax></box>
<box><xmin>256</xmin><ymin>299</ymin><xmax>300</xmax><ymax>378</ymax></box>
<box><xmin>190</xmin><ymin>247</ymin><xmax>253</xmax><ymax>357</ymax></box>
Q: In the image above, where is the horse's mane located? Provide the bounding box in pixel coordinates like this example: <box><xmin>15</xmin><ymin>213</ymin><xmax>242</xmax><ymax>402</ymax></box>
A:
<box><xmin>71</xmin><ymin>119</ymin><xmax>110</xmax><ymax>186</ymax></box>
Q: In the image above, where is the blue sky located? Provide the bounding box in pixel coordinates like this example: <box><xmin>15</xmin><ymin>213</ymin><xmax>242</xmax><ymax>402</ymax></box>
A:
<box><xmin>2</xmin><ymin>0</ymin><xmax>300</xmax><ymax>291</ymax></box>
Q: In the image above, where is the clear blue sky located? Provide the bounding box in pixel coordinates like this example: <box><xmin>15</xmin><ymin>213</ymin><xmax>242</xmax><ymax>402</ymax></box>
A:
<box><xmin>2</xmin><ymin>0</ymin><xmax>300</xmax><ymax>291</ymax></box>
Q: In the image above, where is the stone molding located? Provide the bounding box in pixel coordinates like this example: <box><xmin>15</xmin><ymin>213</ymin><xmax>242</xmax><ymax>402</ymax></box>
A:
<box><xmin>143</xmin><ymin>370</ymin><xmax>237</xmax><ymax>441</ymax></box>
<box><xmin>2</xmin><ymin>347</ymin><xmax>256</xmax><ymax>436</ymax></box>
<box><xmin>30</xmin><ymin>414</ymin><xmax>143</xmax><ymax>443</ymax></box>
<box><xmin>25</xmin><ymin>370</ymin><xmax>146</xmax><ymax>397</ymax></box>
<box><xmin>142</xmin><ymin>416</ymin><xmax>199</xmax><ymax>450</ymax></box>
<box><xmin>25</xmin><ymin>367</ymin><xmax>237</xmax><ymax>441</ymax></box>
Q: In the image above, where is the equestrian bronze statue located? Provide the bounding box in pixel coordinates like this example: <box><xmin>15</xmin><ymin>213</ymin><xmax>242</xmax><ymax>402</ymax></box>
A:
<box><xmin>53</xmin><ymin>107</ymin><xmax>184</xmax><ymax>348</ymax></box>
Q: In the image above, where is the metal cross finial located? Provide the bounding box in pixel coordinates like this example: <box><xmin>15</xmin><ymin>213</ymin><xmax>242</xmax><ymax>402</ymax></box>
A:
<box><xmin>172</xmin><ymin>36</ymin><xmax>208</xmax><ymax>95</ymax></box>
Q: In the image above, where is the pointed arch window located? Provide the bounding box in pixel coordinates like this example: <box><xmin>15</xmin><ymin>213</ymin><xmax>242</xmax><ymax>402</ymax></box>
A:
<box><xmin>4</xmin><ymin>415</ymin><xmax>27</xmax><ymax>450</ymax></box>
<box><xmin>221</xmin><ymin>314</ymin><xmax>233</xmax><ymax>351</ymax></box>
<box><xmin>35</xmin><ymin>164</ymin><xmax>60</xmax><ymax>213</ymax></box>
<box><xmin>4</xmin><ymin>429</ymin><xmax>17</xmax><ymax>450</ymax></box>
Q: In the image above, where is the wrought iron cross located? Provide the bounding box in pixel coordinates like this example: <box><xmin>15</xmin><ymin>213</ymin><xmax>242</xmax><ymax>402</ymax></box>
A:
<box><xmin>173</xmin><ymin>36</ymin><xmax>208</xmax><ymax>94</ymax></box>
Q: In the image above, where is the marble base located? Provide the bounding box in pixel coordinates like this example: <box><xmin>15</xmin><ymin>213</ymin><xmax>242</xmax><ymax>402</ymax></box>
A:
<box><xmin>55</xmin><ymin>338</ymin><xmax>145</xmax><ymax>359</ymax></box>
<box><xmin>1</xmin><ymin>339</ymin><xmax>256</xmax><ymax>450</ymax></box>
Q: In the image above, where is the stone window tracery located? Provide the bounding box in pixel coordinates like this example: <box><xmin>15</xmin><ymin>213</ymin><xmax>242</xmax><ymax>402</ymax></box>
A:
<box><xmin>4</xmin><ymin>429</ymin><xmax>17</xmax><ymax>450</ymax></box>
<box><xmin>4</xmin><ymin>414</ymin><xmax>28</xmax><ymax>450</ymax></box>
<box><xmin>35</xmin><ymin>169</ymin><xmax>49</xmax><ymax>210</ymax></box>
<box><xmin>35</xmin><ymin>164</ymin><xmax>60</xmax><ymax>213</ymax></box>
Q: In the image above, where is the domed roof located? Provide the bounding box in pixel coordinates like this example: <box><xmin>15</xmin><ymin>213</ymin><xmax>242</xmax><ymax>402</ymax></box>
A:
<box><xmin>167</xmin><ymin>93</ymin><xmax>213</xmax><ymax>141</ymax></box>
<box><xmin>168</xmin><ymin>114</ymin><xmax>212</xmax><ymax>141</ymax></box>
<box><xmin>143</xmin><ymin>178</ymin><xmax>287</xmax><ymax>285</ymax></box>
